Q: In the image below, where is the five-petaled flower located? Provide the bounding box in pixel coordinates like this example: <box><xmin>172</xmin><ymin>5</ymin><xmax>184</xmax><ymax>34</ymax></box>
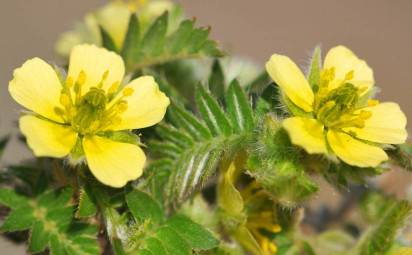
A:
<box><xmin>266</xmin><ymin>46</ymin><xmax>408</xmax><ymax>167</ymax></box>
<box><xmin>9</xmin><ymin>44</ymin><xmax>170</xmax><ymax>187</ymax></box>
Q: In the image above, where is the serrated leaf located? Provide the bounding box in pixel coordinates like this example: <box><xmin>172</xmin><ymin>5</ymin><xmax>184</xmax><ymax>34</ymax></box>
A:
<box><xmin>139</xmin><ymin>12</ymin><xmax>168</xmax><ymax>59</ymax></box>
<box><xmin>100</xmin><ymin>26</ymin><xmax>118</xmax><ymax>52</ymax></box>
<box><xmin>166</xmin><ymin>214</ymin><xmax>219</xmax><ymax>250</ymax></box>
<box><xmin>0</xmin><ymin>188</ymin><xmax>100</xmax><ymax>255</ymax></box>
<box><xmin>196</xmin><ymin>85</ymin><xmax>233</xmax><ymax>136</ymax></box>
<box><xmin>209</xmin><ymin>59</ymin><xmax>225</xmax><ymax>98</ymax></box>
<box><xmin>121</xmin><ymin>14</ymin><xmax>140</xmax><ymax>68</ymax></box>
<box><xmin>168</xmin><ymin>19</ymin><xmax>195</xmax><ymax>54</ymax></box>
<box><xmin>226</xmin><ymin>80</ymin><xmax>254</xmax><ymax>133</ymax></box>
<box><xmin>168</xmin><ymin>104</ymin><xmax>212</xmax><ymax>141</ymax></box>
<box><xmin>126</xmin><ymin>189</ymin><xmax>164</xmax><ymax>224</ymax></box>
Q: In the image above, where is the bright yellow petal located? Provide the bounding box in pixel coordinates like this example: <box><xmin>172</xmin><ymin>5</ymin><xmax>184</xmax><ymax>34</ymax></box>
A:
<box><xmin>83</xmin><ymin>136</ymin><xmax>146</xmax><ymax>188</ymax></box>
<box><xmin>108</xmin><ymin>76</ymin><xmax>170</xmax><ymax>131</ymax></box>
<box><xmin>266</xmin><ymin>54</ymin><xmax>314</xmax><ymax>112</ymax></box>
<box><xmin>68</xmin><ymin>44</ymin><xmax>125</xmax><ymax>95</ymax></box>
<box><xmin>324</xmin><ymin>45</ymin><xmax>374</xmax><ymax>92</ymax></box>
<box><xmin>327</xmin><ymin>130</ymin><xmax>388</xmax><ymax>167</ymax></box>
<box><xmin>283</xmin><ymin>117</ymin><xmax>328</xmax><ymax>154</ymax></box>
<box><xmin>9</xmin><ymin>58</ymin><xmax>63</xmax><ymax>122</ymax></box>
<box><xmin>344</xmin><ymin>102</ymin><xmax>407</xmax><ymax>144</ymax></box>
<box><xmin>95</xmin><ymin>2</ymin><xmax>131</xmax><ymax>49</ymax></box>
<box><xmin>19</xmin><ymin>115</ymin><xmax>77</xmax><ymax>157</ymax></box>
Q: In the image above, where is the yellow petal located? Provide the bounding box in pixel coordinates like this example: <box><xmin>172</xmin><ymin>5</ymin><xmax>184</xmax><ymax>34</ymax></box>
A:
<box><xmin>324</xmin><ymin>45</ymin><xmax>374</xmax><ymax>92</ymax></box>
<box><xmin>95</xmin><ymin>2</ymin><xmax>131</xmax><ymax>49</ymax></box>
<box><xmin>83</xmin><ymin>136</ymin><xmax>146</xmax><ymax>187</ymax></box>
<box><xmin>19</xmin><ymin>115</ymin><xmax>77</xmax><ymax>158</ymax></box>
<box><xmin>68</xmin><ymin>44</ymin><xmax>125</xmax><ymax>95</ymax></box>
<box><xmin>344</xmin><ymin>102</ymin><xmax>407</xmax><ymax>144</ymax></box>
<box><xmin>283</xmin><ymin>117</ymin><xmax>328</xmax><ymax>154</ymax></box>
<box><xmin>266</xmin><ymin>54</ymin><xmax>314</xmax><ymax>112</ymax></box>
<box><xmin>108</xmin><ymin>76</ymin><xmax>170</xmax><ymax>131</ymax></box>
<box><xmin>9</xmin><ymin>58</ymin><xmax>63</xmax><ymax>122</ymax></box>
<box><xmin>327</xmin><ymin>130</ymin><xmax>388</xmax><ymax>167</ymax></box>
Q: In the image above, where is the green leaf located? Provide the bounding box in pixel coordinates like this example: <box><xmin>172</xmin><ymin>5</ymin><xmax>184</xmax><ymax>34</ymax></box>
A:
<box><xmin>168</xmin><ymin>104</ymin><xmax>212</xmax><ymax>141</ymax></box>
<box><xmin>356</xmin><ymin>200</ymin><xmax>412</xmax><ymax>255</ymax></box>
<box><xmin>100</xmin><ymin>26</ymin><xmax>118</xmax><ymax>52</ymax></box>
<box><xmin>195</xmin><ymin>85</ymin><xmax>233</xmax><ymax>136</ymax></box>
<box><xmin>76</xmin><ymin>185</ymin><xmax>97</xmax><ymax>218</ymax></box>
<box><xmin>166</xmin><ymin>214</ymin><xmax>219</xmax><ymax>250</ymax></box>
<box><xmin>0</xmin><ymin>188</ymin><xmax>100</xmax><ymax>255</ymax></box>
<box><xmin>126</xmin><ymin>189</ymin><xmax>164</xmax><ymax>224</ymax></box>
<box><xmin>155</xmin><ymin>227</ymin><xmax>191</xmax><ymax>254</ymax></box>
<box><xmin>150</xmin><ymin>85</ymin><xmax>255</xmax><ymax>207</ymax></box>
<box><xmin>139</xmin><ymin>12</ymin><xmax>168</xmax><ymax>59</ymax></box>
<box><xmin>225</xmin><ymin>80</ymin><xmax>254</xmax><ymax>133</ymax></box>
<box><xmin>307</xmin><ymin>46</ymin><xmax>321</xmax><ymax>88</ymax></box>
<box><xmin>126</xmin><ymin>16</ymin><xmax>222</xmax><ymax>71</ymax></box>
<box><xmin>121</xmin><ymin>14</ymin><xmax>140</xmax><ymax>68</ymax></box>
<box><xmin>209</xmin><ymin>59</ymin><xmax>225</xmax><ymax>98</ymax></box>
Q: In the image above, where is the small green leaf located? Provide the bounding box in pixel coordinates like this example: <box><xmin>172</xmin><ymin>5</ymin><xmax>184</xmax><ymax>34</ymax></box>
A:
<box><xmin>225</xmin><ymin>80</ymin><xmax>254</xmax><ymax>133</ymax></box>
<box><xmin>29</xmin><ymin>221</ymin><xmax>50</xmax><ymax>253</ymax></box>
<box><xmin>100</xmin><ymin>26</ymin><xmax>118</xmax><ymax>52</ymax></box>
<box><xmin>76</xmin><ymin>185</ymin><xmax>97</xmax><ymax>218</ymax></box>
<box><xmin>168</xmin><ymin>20</ymin><xmax>195</xmax><ymax>54</ymax></box>
<box><xmin>1</xmin><ymin>206</ymin><xmax>34</xmax><ymax>232</ymax></box>
<box><xmin>155</xmin><ymin>227</ymin><xmax>191</xmax><ymax>255</ymax></box>
<box><xmin>209</xmin><ymin>59</ymin><xmax>225</xmax><ymax>98</ymax></box>
<box><xmin>126</xmin><ymin>189</ymin><xmax>164</xmax><ymax>224</ymax></box>
<box><xmin>0</xmin><ymin>188</ymin><xmax>28</xmax><ymax>209</ymax></box>
<box><xmin>168</xmin><ymin>104</ymin><xmax>212</xmax><ymax>140</ymax></box>
<box><xmin>100</xmin><ymin>130</ymin><xmax>141</xmax><ymax>146</ymax></box>
<box><xmin>121</xmin><ymin>14</ymin><xmax>140</xmax><ymax>68</ymax></box>
<box><xmin>139</xmin><ymin>12</ymin><xmax>168</xmax><ymax>58</ymax></box>
<box><xmin>166</xmin><ymin>214</ymin><xmax>219</xmax><ymax>250</ymax></box>
<box><xmin>307</xmin><ymin>46</ymin><xmax>321</xmax><ymax>88</ymax></box>
<box><xmin>196</xmin><ymin>85</ymin><xmax>233</xmax><ymax>136</ymax></box>
<box><xmin>145</xmin><ymin>237</ymin><xmax>167</xmax><ymax>255</ymax></box>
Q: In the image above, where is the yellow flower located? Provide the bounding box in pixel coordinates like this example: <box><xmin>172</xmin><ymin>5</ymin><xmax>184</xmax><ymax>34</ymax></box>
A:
<box><xmin>55</xmin><ymin>0</ymin><xmax>175</xmax><ymax>57</ymax></box>
<box><xmin>266</xmin><ymin>46</ymin><xmax>408</xmax><ymax>167</ymax></box>
<box><xmin>9</xmin><ymin>44</ymin><xmax>170</xmax><ymax>187</ymax></box>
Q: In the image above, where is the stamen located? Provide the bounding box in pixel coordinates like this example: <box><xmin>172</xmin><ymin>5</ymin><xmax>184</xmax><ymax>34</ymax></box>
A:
<box><xmin>60</xmin><ymin>94</ymin><xmax>72</xmax><ymax>108</ymax></box>
<box><xmin>77</xmin><ymin>70</ymin><xmax>87</xmax><ymax>86</ymax></box>
<box><xmin>344</xmin><ymin>70</ymin><xmax>354</xmax><ymax>81</ymax></box>
<box><xmin>368</xmin><ymin>99</ymin><xmax>379</xmax><ymax>107</ymax></box>
<box><xmin>122</xmin><ymin>87</ymin><xmax>134</xmax><ymax>97</ymax></box>
<box><xmin>108</xmin><ymin>81</ymin><xmax>120</xmax><ymax>95</ymax></box>
<box><xmin>65</xmin><ymin>76</ymin><xmax>74</xmax><ymax>88</ymax></box>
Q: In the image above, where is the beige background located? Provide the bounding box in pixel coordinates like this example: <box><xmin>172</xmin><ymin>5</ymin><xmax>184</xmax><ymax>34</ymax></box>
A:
<box><xmin>0</xmin><ymin>0</ymin><xmax>411</xmax><ymax>253</ymax></box>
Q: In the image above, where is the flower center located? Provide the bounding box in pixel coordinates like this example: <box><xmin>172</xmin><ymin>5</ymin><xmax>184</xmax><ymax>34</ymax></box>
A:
<box><xmin>54</xmin><ymin>70</ymin><xmax>134</xmax><ymax>135</ymax></box>
<box><xmin>313</xmin><ymin>68</ymin><xmax>373</xmax><ymax>129</ymax></box>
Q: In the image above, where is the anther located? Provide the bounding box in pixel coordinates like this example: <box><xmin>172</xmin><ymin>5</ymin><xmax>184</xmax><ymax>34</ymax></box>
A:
<box><xmin>122</xmin><ymin>87</ymin><xmax>134</xmax><ymax>97</ymax></box>
<box><xmin>65</xmin><ymin>77</ymin><xmax>74</xmax><ymax>88</ymax></box>
<box><xmin>77</xmin><ymin>70</ymin><xmax>87</xmax><ymax>85</ymax></box>
<box><xmin>60</xmin><ymin>94</ymin><xmax>72</xmax><ymax>108</ymax></box>
<box><xmin>108</xmin><ymin>81</ymin><xmax>120</xmax><ymax>95</ymax></box>
<box><xmin>368</xmin><ymin>99</ymin><xmax>379</xmax><ymax>107</ymax></box>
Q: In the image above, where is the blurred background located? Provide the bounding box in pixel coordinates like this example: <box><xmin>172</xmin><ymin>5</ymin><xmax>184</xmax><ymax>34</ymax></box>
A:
<box><xmin>0</xmin><ymin>0</ymin><xmax>411</xmax><ymax>253</ymax></box>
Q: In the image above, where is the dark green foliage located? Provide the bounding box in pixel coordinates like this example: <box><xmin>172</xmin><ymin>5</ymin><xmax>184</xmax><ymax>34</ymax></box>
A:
<box><xmin>125</xmin><ymin>190</ymin><xmax>218</xmax><ymax>254</ymax></box>
<box><xmin>100</xmin><ymin>26</ymin><xmax>118</xmax><ymax>52</ymax></box>
<box><xmin>0</xmin><ymin>188</ymin><xmax>100</xmax><ymax>255</ymax></box>
<box><xmin>105</xmin><ymin>12</ymin><xmax>223</xmax><ymax>71</ymax></box>
<box><xmin>148</xmin><ymin>81</ymin><xmax>255</xmax><ymax>207</ymax></box>
<box><xmin>209</xmin><ymin>60</ymin><xmax>225</xmax><ymax>98</ymax></box>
